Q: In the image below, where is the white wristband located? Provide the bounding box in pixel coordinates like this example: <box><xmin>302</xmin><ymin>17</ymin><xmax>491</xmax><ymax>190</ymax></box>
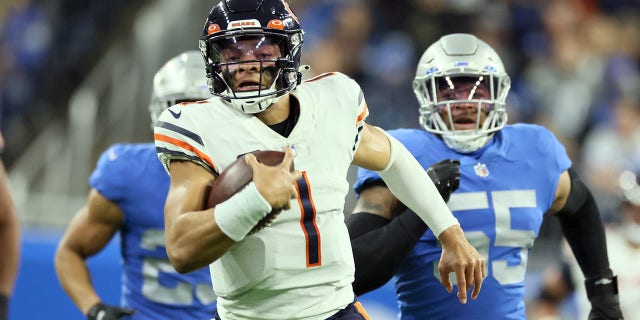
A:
<box><xmin>378</xmin><ymin>133</ymin><xmax>459</xmax><ymax>237</ymax></box>
<box><xmin>213</xmin><ymin>182</ymin><xmax>272</xmax><ymax>242</ymax></box>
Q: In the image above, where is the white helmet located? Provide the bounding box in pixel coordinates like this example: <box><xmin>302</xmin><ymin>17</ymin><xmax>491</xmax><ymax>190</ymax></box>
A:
<box><xmin>149</xmin><ymin>50</ymin><xmax>211</xmax><ymax>127</ymax></box>
<box><xmin>413</xmin><ymin>33</ymin><xmax>511</xmax><ymax>153</ymax></box>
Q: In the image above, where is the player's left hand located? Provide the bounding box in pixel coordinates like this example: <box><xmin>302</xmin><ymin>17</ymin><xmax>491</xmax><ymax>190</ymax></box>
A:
<box><xmin>245</xmin><ymin>147</ymin><xmax>301</xmax><ymax>211</ymax></box>
<box><xmin>86</xmin><ymin>302</ymin><xmax>135</xmax><ymax>320</ymax></box>
<box><xmin>586</xmin><ymin>274</ymin><xmax>624</xmax><ymax>320</ymax></box>
<box><xmin>438</xmin><ymin>224</ymin><xmax>486</xmax><ymax>304</ymax></box>
<box><xmin>426</xmin><ymin>159</ymin><xmax>460</xmax><ymax>202</ymax></box>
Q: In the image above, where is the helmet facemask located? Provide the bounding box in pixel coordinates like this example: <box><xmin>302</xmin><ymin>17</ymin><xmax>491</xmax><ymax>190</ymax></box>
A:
<box><xmin>413</xmin><ymin>33</ymin><xmax>511</xmax><ymax>153</ymax></box>
<box><xmin>201</xmin><ymin>30</ymin><xmax>303</xmax><ymax>114</ymax></box>
<box><xmin>415</xmin><ymin>71</ymin><xmax>510</xmax><ymax>153</ymax></box>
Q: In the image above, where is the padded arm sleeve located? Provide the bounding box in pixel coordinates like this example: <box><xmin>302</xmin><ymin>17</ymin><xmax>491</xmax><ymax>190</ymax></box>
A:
<box><xmin>377</xmin><ymin>133</ymin><xmax>459</xmax><ymax>237</ymax></box>
<box><xmin>555</xmin><ymin>168</ymin><xmax>611</xmax><ymax>278</ymax></box>
<box><xmin>0</xmin><ymin>293</ymin><xmax>7</xmax><ymax>320</ymax></box>
<box><xmin>347</xmin><ymin>211</ymin><xmax>427</xmax><ymax>295</ymax></box>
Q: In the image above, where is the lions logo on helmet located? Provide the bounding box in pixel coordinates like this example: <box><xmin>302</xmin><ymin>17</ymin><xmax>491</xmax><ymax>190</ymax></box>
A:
<box><xmin>413</xmin><ymin>33</ymin><xmax>511</xmax><ymax>153</ymax></box>
<box><xmin>148</xmin><ymin>51</ymin><xmax>210</xmax><ymax>128</ymax></box>
<box><xmin>199</xmin><ymin>0</ymin><xmax>304</xmax><ymax>114</ymax></box>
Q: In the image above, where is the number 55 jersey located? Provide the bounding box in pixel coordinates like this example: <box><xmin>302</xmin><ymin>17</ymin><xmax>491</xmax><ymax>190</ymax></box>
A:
<box><xmin>354</xmin><ymin>124</ymin><xmax>571</xmax><ymax>320</ymax></box>
<box><xmin>90</xmin><ymin>143</ymin><xmax>217</xmax><ymax>319</ymax></box>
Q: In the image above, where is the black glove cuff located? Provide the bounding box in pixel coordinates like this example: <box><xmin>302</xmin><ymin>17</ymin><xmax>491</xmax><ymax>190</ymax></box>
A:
<box><xmin>585</xmin><ymin>271</ymin><xmax>618</xmax><ymax>302</ymax></box>
<box><xmin>86</xmin><ymin>302</ymin><xmax>107</xmax><ymax>318</ymax></box>
<box><xmin>0</xmin><ymin>293</ymin><xmax>8</xmax><ymax>320</ymax></box>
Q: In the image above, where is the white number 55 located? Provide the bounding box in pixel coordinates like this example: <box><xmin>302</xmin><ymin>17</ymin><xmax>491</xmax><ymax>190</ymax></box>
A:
<box><xmin>435</xmin><ymin>190</ymin><xmax>537</xmax><ymax>285</ymax></box>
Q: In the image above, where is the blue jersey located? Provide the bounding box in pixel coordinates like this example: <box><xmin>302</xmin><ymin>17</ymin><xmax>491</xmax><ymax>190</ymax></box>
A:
<box><xmin>89</xmin><ymin>143</ymin><xmax>217</xmax><ymax>320</ymax></box>
<box><xmin>354</xmin><ymin>124</ymin><xmax>571</xmax><ymax>320</ymax></box>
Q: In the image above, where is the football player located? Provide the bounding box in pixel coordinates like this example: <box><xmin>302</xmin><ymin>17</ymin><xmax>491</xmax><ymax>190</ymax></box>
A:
<box><xmin>54</xmin><ymin>51</ymin><xmax>217</xmax><ymax>320</ymax></box>
<box><xmin>153</xmin><ymin>1</ymin><xmax>485</xmax><ymax>319</ymax></box>
<box><xmin>0</xmin><ymin>133</ymin><xmax>19</xmax><ymax>320</ymax></box>
<box><xmin>348</xmin><ymin>33</ymin><xmax>623</xmax><ymax>320</ymax></box>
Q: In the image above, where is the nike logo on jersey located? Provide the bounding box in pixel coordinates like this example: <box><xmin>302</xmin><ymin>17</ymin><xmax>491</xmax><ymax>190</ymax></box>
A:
<box><xmin>168</xmin><ymin>109</ymin><xmax>182</xmax><ymax>119</ymax></box>
<box><xmin>108</xmin><ymin>149</ymin><xmax>118</xmax><ymax>161</ymax></box>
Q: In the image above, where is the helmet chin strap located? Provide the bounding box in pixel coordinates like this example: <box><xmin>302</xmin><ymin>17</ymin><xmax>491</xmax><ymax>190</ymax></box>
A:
<box><xmin>223</xmin><ymin>69</ymin><xmax>284</xmax><ymax>114</ymax></box>
<box><xmin>225</xmin><ymin>91</ymin><xmax>283</xmax><ymax>114</ymax></box>
<box><xmin>442</xmin><ymin>133</ymin><xmax>492</xmax><ymax>153</ymax></box>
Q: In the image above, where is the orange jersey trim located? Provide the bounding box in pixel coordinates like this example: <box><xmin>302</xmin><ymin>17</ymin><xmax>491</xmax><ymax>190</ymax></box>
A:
<box><xmin>154</xmin><ymin>133</ymin><xmax>216</xmax><ymax>171</ymax></box>
<box><xmin>178</xmin><ymin>100</ymin><xmax>209</xmax><ymax>106</ymax></box>
<box><xmin>354</xmin><ymin>301</ymin><xmax>371</xmax><ymax>320</ymax></box>
<box><xmin>356</xmin><ymin>102</ymin><xmax>368</xmax><ymax>125</ymax></box>
<box><xmin>304</xmin><ymin>72</ymin><xmax>335</xmax><ymax>83</ymax></box>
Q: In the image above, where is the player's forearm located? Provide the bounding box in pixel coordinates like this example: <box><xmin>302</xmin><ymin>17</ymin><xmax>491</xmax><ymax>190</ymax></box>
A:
<box><xmin>377</xmin><ymin>134</ymin><xmax>459</xmax><ymax>237</ymax></box>
<box><xmin>0</xmin><ymin>221</ymin><xmax>19</xmax><ymax>297</ymax></box>
<box><xmin>166</xmin><ymin>208</ymin><xmax>234</xmax><ymax>273</ymax></box>
<box><xmin>556</xmin><ymin>169</ymin><xmax>611</xmax><ymax>277</ymax></box>
<box><xmin>54</xmin><ymin>247</ymin><xmax>101</xmax><ymax>313</ymax></box>
<box><xmin>0</xmin><ymin>174</ymin><xmax>19</xmax><ymax>297</ymax></box>
<box><xmin>348</xmin><ymin>211</ymin><xmax>428</xmax><ymax>295</ymax></box>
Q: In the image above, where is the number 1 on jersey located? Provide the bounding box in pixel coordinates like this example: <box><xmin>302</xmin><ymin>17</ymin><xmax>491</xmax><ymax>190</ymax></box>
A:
<box><xmin>295</xmin><ymin>172</ymin><xmax>321</xmax><ymax>267</ymax></box>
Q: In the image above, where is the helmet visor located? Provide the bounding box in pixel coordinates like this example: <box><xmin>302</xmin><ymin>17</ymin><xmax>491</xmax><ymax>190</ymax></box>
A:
<box><xmin>207</xmin><ymin>34</ymin><xmax>288</xmax><ymax>97</ymax></box>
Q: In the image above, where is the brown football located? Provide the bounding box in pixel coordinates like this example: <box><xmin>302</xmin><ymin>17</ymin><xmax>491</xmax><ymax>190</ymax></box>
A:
<box><xmin>206</xmin><ymin>150</ymin><xmax>294</xmax><ymax>234</ymax></box>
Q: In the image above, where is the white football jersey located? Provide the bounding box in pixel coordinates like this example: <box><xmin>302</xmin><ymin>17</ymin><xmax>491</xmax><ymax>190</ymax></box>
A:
<box><xmin>154</xmin><ymin>72</ymin><xmax>368</xmax><ymax>320</ymax></box>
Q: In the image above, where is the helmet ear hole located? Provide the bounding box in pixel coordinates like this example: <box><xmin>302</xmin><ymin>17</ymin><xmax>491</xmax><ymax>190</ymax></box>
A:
<box><xmin>211</xmin><ymin>73</ymin><xmax>227</xmax><ymax>94</ymax></box>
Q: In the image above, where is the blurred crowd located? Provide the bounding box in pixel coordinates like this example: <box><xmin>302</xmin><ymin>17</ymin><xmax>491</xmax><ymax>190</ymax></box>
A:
<box><xmin>294</xmin><ymin>0</ymin><xmax>640</xmax><ymax>226</ymax></box>
<box><xmin>0</xmin><ymin>0</ymin><xmax>148</xmax><ymax>166</ymax></box>
<box><xmin>1</xmin><ymin>0</ymin><xmax>640</xmax><ymax>243</ymax></box>
<box><xmin>1</xmin><ymin>0</ymin><xmax>640</xmax><ymax>319</ymax></box>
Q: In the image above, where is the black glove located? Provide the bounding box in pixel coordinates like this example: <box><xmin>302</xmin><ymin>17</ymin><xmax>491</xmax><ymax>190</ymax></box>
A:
<box><xmin>585</xmin><ymin>272</ymin><xmax>624</xmax><ymax>320</ymax></box>
<box><xmin>0</xmin><ymin>293</ymin><xmax>8</xmax><ymax>320</ymax></box>
<box><xmin>86</xmin><ymin>302</ymin><xmax>135</xmax><ymax>320</ymax></box>
<box><xmin>426</xmin><ymin>159</ymin><xmax>460</xmax><ymax>202</ymax></box>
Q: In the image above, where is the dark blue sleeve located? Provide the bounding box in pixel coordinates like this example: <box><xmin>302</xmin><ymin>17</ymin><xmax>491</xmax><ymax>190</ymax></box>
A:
<box><xmin>353</xmin><ymin>167</ymin><xmax>382</xmax><ymax>196</ymax></box>
<box><xmin>536</xmin><ymin>126</ymin><xmax>571</xmax><ymax>207</ymax></box>
<box><xmin>534</xmin><ymin>125</ymin><xmax>571</xmax><ymax>173</ymax></box>
<box><xmin>89</xmin><ymin>144</ymin><xmax>131</xmax><ymax>202</ymax></box>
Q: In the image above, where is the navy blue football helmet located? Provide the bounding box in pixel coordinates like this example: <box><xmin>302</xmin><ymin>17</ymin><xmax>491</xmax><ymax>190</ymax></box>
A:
<box><xmin>199</xmin><ymin>0</ymin><xmax>304</xmax><ymax>113</ymax></box>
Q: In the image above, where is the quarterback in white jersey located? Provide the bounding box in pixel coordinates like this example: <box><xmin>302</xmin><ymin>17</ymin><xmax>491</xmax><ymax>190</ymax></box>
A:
<box><xmin>157</xmin><ymin>72</ymin><xmax>368</xmax><ymax>318</ymax></box>
<box><xmin>154</xmin><ymin>1</ymin><xmax>485</xmax><ymax>319</ymax></box>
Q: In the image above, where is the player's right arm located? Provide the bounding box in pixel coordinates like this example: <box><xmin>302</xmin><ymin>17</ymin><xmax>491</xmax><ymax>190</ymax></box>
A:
<box><xmin>162</xmin><ymin>160</ymin><xmax>234</xmax><ymax>273</ymax></box>
<box><xmin>54</xmin><ymin>189</ymin><xmax>134</xmax><ymax>317</ymax></box>
<box><xmin>0</xmin><ymin>142</ymin><xmax>19</xmax><ymax>320</ymax></box>
<box><xmin>163</xmin><ymin>149</ymin><xmax>300</xmax><ymax>274</ymax></box>
<box><xmin>348</xmin><ymin>160</ymin><xmax>460</xmax><ymax>295</ymax></box>
<box><xmin>352</xmin><ymin>123</ymin><xmax>483</xmax><ymax>303</ymax></box>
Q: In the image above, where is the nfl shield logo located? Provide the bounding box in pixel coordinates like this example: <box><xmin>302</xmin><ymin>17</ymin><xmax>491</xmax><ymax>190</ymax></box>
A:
<box><xmin>474</xmin><ymin>163</ymin><xmax>489</xmax><ymax>178</ymax></box>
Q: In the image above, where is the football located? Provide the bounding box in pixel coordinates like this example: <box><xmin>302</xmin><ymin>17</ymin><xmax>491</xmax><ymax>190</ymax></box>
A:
<box><xmin>206</xmin><ymin>150</ymin><xmax>294</xmax><ymax>234</ymax></box>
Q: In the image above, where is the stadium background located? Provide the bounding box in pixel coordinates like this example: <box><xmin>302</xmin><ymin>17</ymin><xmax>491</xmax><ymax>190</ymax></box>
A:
<box><xmin>1</xmin><ymin>0</ymin><xmax>639</xmax><ymax>319</ymax></box>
